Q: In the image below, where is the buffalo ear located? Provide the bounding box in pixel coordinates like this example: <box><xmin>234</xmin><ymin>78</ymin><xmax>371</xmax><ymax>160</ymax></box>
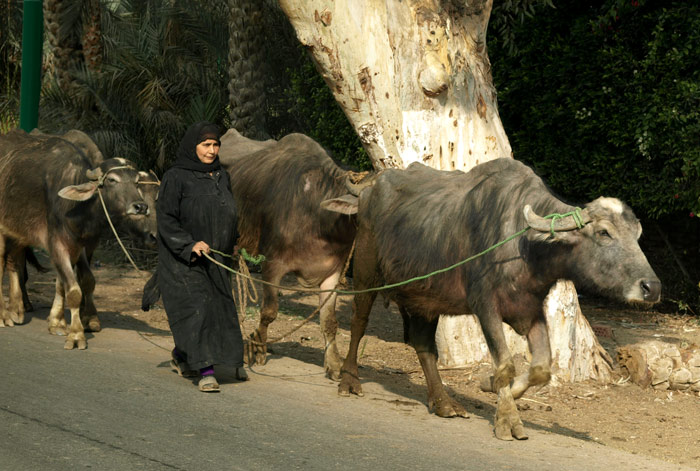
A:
<box><xmin>58</xmin><ymin>182</ymin><xmax>98</xmax><ymax>201</ymax></box>
<box><xmin>320</xmin><ymin>194</ymin><xmax>359</xmax><ymax>215</ymax></box>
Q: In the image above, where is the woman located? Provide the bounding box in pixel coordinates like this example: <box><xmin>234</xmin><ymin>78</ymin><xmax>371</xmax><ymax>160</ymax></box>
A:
<box><xmin>156</xmin><ymin>121</ymin><xmax>246</xmax><ymax>392</ymax></box>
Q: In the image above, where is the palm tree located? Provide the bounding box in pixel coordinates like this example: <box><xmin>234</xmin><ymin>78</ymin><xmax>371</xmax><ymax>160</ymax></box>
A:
<box><xmin>43</xmin><ymin>0</ymin><xmax>84</xmax><ymax>91</ymax></box>
<box><xmin>0</xmin><ymin>0</ymin><xmax>23</xmax><ymax>132</ymax></box>
<box><xmin>226</xmin><ymin>0</ymin><xmax>268</xmax><ymax>139</ymax></box>
<box><xmin>40</xmin><ymin>0</ymin><xmax>231</xmax><ymax>172</ymax></box>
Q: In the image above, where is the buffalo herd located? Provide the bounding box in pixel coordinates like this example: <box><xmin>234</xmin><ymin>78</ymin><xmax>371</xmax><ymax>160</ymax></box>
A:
<box><xmin>0</xmin><ymin>127</ymin><xmax>661</xmax><ymax>440</ymax></box>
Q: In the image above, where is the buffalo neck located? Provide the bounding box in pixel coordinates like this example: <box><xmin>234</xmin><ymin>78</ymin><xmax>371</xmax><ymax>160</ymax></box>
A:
<box><xmin>63</xmin><ymin>198</ymin><xmax>106</xmax><ymax>245</ymax></box>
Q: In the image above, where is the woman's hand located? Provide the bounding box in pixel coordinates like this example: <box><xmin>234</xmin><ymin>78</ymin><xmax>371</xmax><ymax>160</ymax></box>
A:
<box><xmin>191</xmin><ymin>241</ymin><xmax>210</xmax><ymax>257</ymax></box>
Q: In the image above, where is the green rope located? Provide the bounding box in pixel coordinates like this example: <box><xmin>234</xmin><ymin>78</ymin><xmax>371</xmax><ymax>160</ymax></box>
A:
<box><xmin>332</xmin><ymin>227</ymin><xmax>531</xmax><ymax>295</ymax></box>
<box><xmin>240</xmin><ymin>248</ymin><xmax>266</xmax><ymax>265</ymax></box>
<box><xmin>204</xmin><ymin>209</ymin><xmax>588</xmax><ymax>296</ymax></box>
<box><xmin>204</xmin><ymin>227</ymin><xmax>530</xmax><ymax>295</ymax></box>
<box><xmin>543</xmin><ymin>208</ymin><xmax>585</xmax><ymax>237</ymax></box>
<box><xmin>210</xmin><ymin>248</ymin><xmax>266</xmax><ymax>265</ymax></box>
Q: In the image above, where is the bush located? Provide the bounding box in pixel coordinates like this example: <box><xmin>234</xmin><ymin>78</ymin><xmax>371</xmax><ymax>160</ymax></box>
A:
<box><xmin>489</xmin><ymin>0</ymin><xmax>700</xmax><ymax>311</ymax></box>
<box><xmin>490</xmin><ymin>0</ymin><xmax>700</xmax><ymax>220</ymax></box>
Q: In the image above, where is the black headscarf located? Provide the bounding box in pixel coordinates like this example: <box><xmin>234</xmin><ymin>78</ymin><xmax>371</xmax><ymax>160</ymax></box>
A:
<box><xmin>170</xmin><ymin>121</ymin><xmax>222</xmax><ymax>172</ymax></box>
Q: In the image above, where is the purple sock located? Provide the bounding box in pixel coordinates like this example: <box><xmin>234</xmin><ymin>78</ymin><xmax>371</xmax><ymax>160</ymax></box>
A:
<box><xmin>200</xmin><ymin>366</ymin><xmax>215</xmax><ymax>376</ymax></box>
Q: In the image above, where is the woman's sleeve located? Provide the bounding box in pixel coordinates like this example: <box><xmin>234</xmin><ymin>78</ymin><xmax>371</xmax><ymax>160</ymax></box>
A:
<box><xmin>156</xmin><ymin>172</ymin><xmax>196</xmax><ymax>263</ymax></box>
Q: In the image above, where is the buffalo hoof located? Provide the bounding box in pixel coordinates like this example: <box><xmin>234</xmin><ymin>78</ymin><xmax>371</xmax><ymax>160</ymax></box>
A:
<box><xmin>338</xmin><ymin>371</ymin><xmax>363</xmax><ymax>397</ymax></box>
<box><xmin>431</xmin><ymin>395</ymin><xmax>469</xmax><ymax>418</ymax></box>
<box><xmin>325</xmin><ymin>365</ymin><xmax>342</xmax><ymax>382</ymax></box>
<box><xmin>64</xmin><ymin>333</ymin><xmax>87</xmax><ymax>350</ymax></box>
<box><xmin>85</xmin><ymin>316</ymin><xmax>101</xmax><ymax>332</ymax></box>
<box><xmin>0</xmin><ymin>315</ymin><xmax>14</xmax><ymax>327</ymax></box>
<box><xmin>248</xmin><ymin>331</ymin><xmax>267</xmax><ymax>366</ymax></box>
<box><xmin>9</xmin><ymin>310</ymin><xmax>24</xmax><ymax>326</ymax></box>
<box><xmin>324</xmin><ymin>354</ymin><xmax>344</xmax><ymax>382</ymax></box>
<box><xmin>494</xmin><ymin>411</ymin><xmax>528</xmax><ymax>441</ymax></box>
<box><xmin>49</xmin><ymin>324</ymin><xmax>69</xmax><ymax>336</ymax></box>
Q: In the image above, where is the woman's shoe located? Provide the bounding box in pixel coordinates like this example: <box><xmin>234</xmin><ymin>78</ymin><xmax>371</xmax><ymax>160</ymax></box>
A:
<box><xmin>198</xmin><ymin>375</ymin><xmax>220</xmax><ymax>392</ymax></box>
<box><xmin>171</xmin><ymin>350</ymin><xmax>197</xmax><ymax>378</ymax></box>
<box><xmin>235</xmin><ymin>367</ymin><xmax>249</xmax><ymax>381</ymax></box>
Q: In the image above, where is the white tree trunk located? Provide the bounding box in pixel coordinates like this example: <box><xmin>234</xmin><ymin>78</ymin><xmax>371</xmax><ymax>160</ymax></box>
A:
<box><xmin>278</xmin><ymin>0</ymin><xmax>613</xmax><ymax>384</ymax></box>
<box><xmin>278</xmin><ymin>0</ymin><xmax>510</xmax><ymax>169</ymax></box>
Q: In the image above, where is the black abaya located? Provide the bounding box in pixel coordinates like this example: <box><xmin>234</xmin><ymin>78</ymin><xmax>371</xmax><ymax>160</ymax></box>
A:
<box><xmin>156</xmin><ymin>125</ymin><xmax>243</xmax><ymax>371</ymax></box>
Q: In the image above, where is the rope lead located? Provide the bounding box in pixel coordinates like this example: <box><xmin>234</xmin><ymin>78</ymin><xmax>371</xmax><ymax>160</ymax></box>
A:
<box><xmin>543</xmin><ymin>207</ymin><xmax>585</xmax><ymax>237</ymax></box>
<box><xmin>205</xmin><ymin>208</ymin><xmax>589</xmax><ymax>297</ymax></box>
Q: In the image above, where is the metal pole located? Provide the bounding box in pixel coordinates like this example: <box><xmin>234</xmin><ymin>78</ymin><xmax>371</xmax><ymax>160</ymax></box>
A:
<box><xmin>19</xmin><ymin>0</ymin><xmax>44</xmax><ymax>132</ymax></box>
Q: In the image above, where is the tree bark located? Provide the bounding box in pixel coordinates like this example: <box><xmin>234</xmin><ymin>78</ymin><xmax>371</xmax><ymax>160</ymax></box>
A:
<box><xmin>81</xmin><ymin>0</ymin><xmax>102</xmax><ymax>73</ymax></box>
<box><xmin>278</xmin><ymin>0</ymin><xmax>613</xmax><ymax>384</ymax></box>
<box><xmin>227</xmin><ymin>0</ymin><xmax>269</xmax><ymax>139</ymax></box>
<box><xmin>278</xmin><ymin>0</ymin><xmax>510</xmax><ymax>169</ymax></box>
<box><xmin>43</xmin><ymin>0</ymin><xmax>82</xmax><ymax>91</ymax></box>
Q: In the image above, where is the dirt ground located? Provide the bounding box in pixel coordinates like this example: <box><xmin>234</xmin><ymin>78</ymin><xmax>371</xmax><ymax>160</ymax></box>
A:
<box><xmin>16</xmin><ymin>250</ymin><xmax>700</xmax><ymax>469</ymax></box>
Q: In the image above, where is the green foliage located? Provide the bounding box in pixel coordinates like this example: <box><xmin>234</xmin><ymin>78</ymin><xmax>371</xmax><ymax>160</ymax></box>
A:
<box><xmin>38</xmin><ymin>0</ymin><xmax>230</xmax><ymax>171</ymax></box>
<box><xmin>260</xmin><ymin>3</ymin><xmax>370</xmax><ymax>170</ymax></box>
<box><xmin>280</xmin><ymin>58</ymin><xmax>370</xmax><ymax>170</ymax></box>
<box><xmin>489</xmin><ymin>0</ymin><xmax>700</xmax><ymax>220</ymax></box>
<box><xmin>1</xmin><ymin>0</ymin><xmax>22</xmax><ymax>134</ymax></box>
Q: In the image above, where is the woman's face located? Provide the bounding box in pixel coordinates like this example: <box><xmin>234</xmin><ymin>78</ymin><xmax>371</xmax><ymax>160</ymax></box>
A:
<box><xmin>196</xmin><ymin>139</ymin><xmax>220</xmax><ymax>164</ymax></box>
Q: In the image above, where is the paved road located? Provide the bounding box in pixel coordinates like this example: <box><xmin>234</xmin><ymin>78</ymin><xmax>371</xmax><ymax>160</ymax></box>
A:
<box><xmin>0</xmin><ymin>316</ymin><xmax>692</xmax><ymax>471</ymax></box>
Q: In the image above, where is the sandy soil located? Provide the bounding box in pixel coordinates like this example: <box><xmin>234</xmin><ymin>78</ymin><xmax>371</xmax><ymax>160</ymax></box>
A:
<box><xmin>17</xmin><ymin>251</ymin><xmax>700</xmax><ymax>469</ymax></box>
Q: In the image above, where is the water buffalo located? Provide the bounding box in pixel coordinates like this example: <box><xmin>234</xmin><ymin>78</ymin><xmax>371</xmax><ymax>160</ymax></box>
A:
<box><xmin>0</xmin><ymin>129</ymin><xmax>157</xmax><ymax>348</ymax></box>
<box><xmin>4</xmin><ymin>129</ymin><xmax>104</xmax><ymax>318</ymax></box>
<box><xmin>220</xmin><ymin>129</ymin><xmax>367</xmax><ymax>379</ymax></box>
<box><xmin>321</xmin><ymin>158</ymin><xmax>661</xmax><ymax>440</ymax></box>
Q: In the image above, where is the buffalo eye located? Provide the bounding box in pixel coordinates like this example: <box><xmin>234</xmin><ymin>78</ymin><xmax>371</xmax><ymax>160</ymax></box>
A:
<box><xmin>597</xmin><ymin>229</ymin><xmax>612</xmax><ymax>239</ymax></box>
<box><xmin>106</xmin><ymin>176</ymin><xmax>119</xmax><ymax>184</ymax></box>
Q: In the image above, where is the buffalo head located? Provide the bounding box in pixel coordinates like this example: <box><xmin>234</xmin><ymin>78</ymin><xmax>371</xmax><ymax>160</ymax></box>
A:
<box><xmin>524</xmin><ymin>197</ymin><xmax>661</xmax><ymax>305</ymax></box>
<box><xmin>58</xmin><ymin>158</ymin><xmax>158</xmax><ymax>247</ymax></box>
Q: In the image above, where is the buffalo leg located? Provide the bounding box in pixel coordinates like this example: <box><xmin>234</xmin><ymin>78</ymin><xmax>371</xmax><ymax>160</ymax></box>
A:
<box><xmin>77</xmin><ymin>250</ymin><xmax>100</xmax><ymax>332</ymax></box>
<box><xmin>19</xmin><ymin>253</ymin><xmax>33</xmax><ymax>313</ymax></box>
<box><xmin>479</xmin><ymin>316</ymin><xmax>552</xmax><ymax>400</ymax></box>
<box><xmin>248</xmin><ymin>261</ymin><xmax>286</xmax><ymax>365</ymax></box>
<box><xmin>478</xmin><ymin>310</ymin><xmax>527</xmax><ymax>441</ymax></box>
<box><xmin>47</xmin><ymin>277</ymin><xmax>68</xmax><ymax>335</ymax></box>
<box><xmin>398</xmin><ymin>305</ymin><xmax>411</xmax><ymax>344</ymax></box>
<box><xmin>48</xmin><ymin>243</ymin><xmax>85</xmax><ymax>349</ymax></box>
<box><xmin>337</xmin><ymin>289</ymin><xmax>376</xmax><ymax>397</ymax></box>
<box><xmin>410</xmin><ymin>314</ymin><xmax>469</xmax><ymax>418</ymax></box>
<box><xmin>319</xmin><ymin>272</ymin><xmax>343</xmax><ymax>380</ymax></box>
<box><xmin>0</xmin><ymin>235</ymin><xmax>13</xmax><ymax>327</ymax></box>
<box><xmin>6</xmin><ymin>247</ymin><xmax>26</xmax><ymax>325</ymax></box>
<box><xmin>510</xmin><ymin>316</ymin><xmax>552</xmax><ymax>399</ymax></box>
<box><xmin>339</xmin><ymin>230</ymin><xmax>378</xmax><ymax>397</ymax></box>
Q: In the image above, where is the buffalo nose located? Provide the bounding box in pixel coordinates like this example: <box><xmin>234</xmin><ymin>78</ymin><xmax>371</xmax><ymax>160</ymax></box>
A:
<box><xmin>130</xmin><ymin>202</ymin><xmax>149</xmax><ymax>215</ymax></box>
<box><xmin>641</xmin><ymin>279</ymin><xmax>661</xmax><ymax>302</ymax></box>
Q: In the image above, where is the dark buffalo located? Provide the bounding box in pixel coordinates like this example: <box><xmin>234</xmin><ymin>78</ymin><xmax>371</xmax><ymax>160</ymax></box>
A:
<box><xmin>220</xmin><ymin>129</ymin><xmax>367</xmax><ymax>379</ymax></box>
<box><xmin>0</xmin><ymin>129</ymin><xmax>157</xmax><ymax>347</ymax></box>
<box><xmin>7</xmin><ymin>129</ymin><xmax>105</xmax><ymax>316</ymax></box>
<box><xmin>321</xmin><ymin>158</ymin><xmax>661</xmax><ymax>440</ymax></box>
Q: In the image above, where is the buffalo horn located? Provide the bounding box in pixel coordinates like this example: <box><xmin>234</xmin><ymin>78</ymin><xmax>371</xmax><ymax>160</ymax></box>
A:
<box><xmin>344</xmin><ymin>171</ymin><xmax>373</xmax><ymax>196</ymax></box>
<box><xmin>523</xmin><ymin>205</ymin><xmax>591</xmax><ymax>232</ymax></box>
<box><xmin>86</xmin><ymin>167</ymin><xmax>103</xmax><ymax>181</ymax></box>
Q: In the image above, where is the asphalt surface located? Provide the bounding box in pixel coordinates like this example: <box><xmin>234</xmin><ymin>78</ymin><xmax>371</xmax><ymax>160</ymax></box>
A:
<box><xmin>0</xmin><ymin>314</ymin><xmax>693</xmax><ymax>471</ymax></box>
